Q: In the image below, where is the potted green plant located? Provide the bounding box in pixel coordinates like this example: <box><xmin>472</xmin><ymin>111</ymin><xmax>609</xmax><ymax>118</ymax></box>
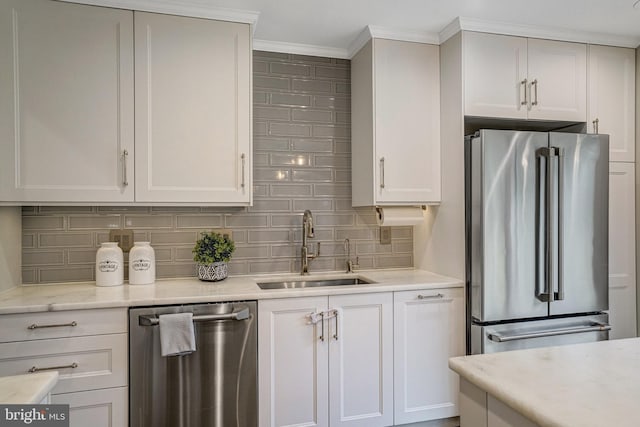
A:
<box><xmin>192</xmin><ymin>231</ymin><xmax>235</xmax><ymax>282</ymax></box>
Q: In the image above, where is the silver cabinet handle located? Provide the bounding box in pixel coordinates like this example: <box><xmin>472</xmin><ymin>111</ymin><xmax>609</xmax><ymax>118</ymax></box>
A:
<box><xmin>417</xmin><ymin>293</ymin><xmax>444</xmax><ymax>299</ymax></box>
<box><xmin>138</xmin><ymin>307</ymin><xmax>250</xmax><ymax>326</ymax></box>
<box><xmin>29</xmin><ymin>362</ymin><xmax>78</xmax><ymax>373</ymax></box>
<box><xmin>379</xmin><ymin>157</ymin><xmax>385</xmax><ymax>189</ymax></box>
<box><xmin>319</xmin><ymin>311</ymin><xmax>325</xmax><ymax>342</ymax></box>
<box><xmin>122</xmin><ymin>149</ymin><xmax>129</xmax><ymax>186</ymax></box>
<box><xmin>488</xmin><ymin>323</ymin><xmax>611</xmax><ymax>342</ymax></box>
<box><xmin>28</xmin><ymin>321</ymin><xmax>77</xmax><ymax>330</ymax></box>
<box><xmin>531</xmin><ymin>79</ymin><xmax>538</xmax><ymax>106</ymax></box>
<box><xmin>520</xmin><ymin>78</ymin><xmax>528</xmax><ymax>106</ymax></box>
<box><xmin>332</xmin><ymin>309</ymin><xmax>339</xmax><ymax>341</ymax></box>
<box><xmin>241</xmin><ymin>153</ymin><xmax>246</xmax><ymax>189</ymax></box>
<box><xmin>592</xmin><ymin>118</ymin><xmax>599</xmax><ymax>134</ymax></box>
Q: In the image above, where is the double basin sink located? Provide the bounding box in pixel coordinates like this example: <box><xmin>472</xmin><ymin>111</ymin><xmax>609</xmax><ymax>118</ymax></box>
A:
<box><xmin>257</xmin><ymin>277</ymin><xmax>373</xmax><ymax>290</ymax></box>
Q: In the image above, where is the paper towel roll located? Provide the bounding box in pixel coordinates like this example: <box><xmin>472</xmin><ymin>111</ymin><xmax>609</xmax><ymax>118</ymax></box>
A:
<box><xmin>376</xmin><ymin>207</ymin><xmax>424</xmax><ymax>226</ymax></box>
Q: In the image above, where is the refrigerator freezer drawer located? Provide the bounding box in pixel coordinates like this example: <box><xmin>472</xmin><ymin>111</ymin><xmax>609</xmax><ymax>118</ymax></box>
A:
<box><xmin>471</xmin><ymin>314</ymin><xmax>609</xmax><ymax>354</ymax></box>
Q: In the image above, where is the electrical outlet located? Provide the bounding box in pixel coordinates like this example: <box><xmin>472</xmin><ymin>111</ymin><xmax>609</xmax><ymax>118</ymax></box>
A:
<box><xmin>109</xmin><ymin>229</ymin><xmax>134</xmax><ymax>252</ymax></box>
<box><xmin>380</xmin><ymin>226</ymin><xmax>391</xmax><ymax>244</ymax></box>
<box><xmin>214</xmin><ymin>228</ymin><xmax>233</xmax><ymax>239</ymax></box>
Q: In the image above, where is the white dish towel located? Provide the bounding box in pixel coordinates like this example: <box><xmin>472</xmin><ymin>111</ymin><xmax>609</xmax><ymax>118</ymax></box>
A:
<box><xmin>159</xmin><ymin>312</ymin><xmax>196</xmax><ymax>357</ymax></box>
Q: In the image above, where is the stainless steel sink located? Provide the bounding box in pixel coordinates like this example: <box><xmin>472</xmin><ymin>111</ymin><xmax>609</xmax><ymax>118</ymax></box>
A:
<box><xmin>257</xmin><ymin>277</ymin><xmax>373</xmax><ymax>290</ymax></box>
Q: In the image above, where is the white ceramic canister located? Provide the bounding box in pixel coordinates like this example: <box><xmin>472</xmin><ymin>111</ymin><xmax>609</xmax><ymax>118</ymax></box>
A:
<box><xmin>128</xmin><ymin>242</ymin><xmax>156</xmax><ymax>285</ymax></box>
<box><xmin>95</xmin><ymin>242</ymin><xmax>124</xmax><ymax>286</ymax></box>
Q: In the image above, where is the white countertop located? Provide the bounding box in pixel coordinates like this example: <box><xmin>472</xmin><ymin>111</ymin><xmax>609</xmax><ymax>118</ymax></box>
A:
<box><xmin>0</xmin><ymin>269</ymin><xmax>461</xmax><ymax>314</ymax></box>
<box><xmin>0</xmin><ymin>372</ymin><xmax>58</xmax><ymax>404</ymax></box>
<box><xmin>449</xmin><ymin>338</ymin><xmax>640</xmax><ymax>427</ymax></box>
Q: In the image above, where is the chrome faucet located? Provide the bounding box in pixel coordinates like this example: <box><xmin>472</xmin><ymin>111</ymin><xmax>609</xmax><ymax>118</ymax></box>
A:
<box><xmin>301</xmin><ymin>210</ymin><xmax>320</xmax><ymax>275</ymax></box>
<box><xmin>344</xmin><ymin>239</ymin><xmax>359</xmax><ymax>273</ymax></box>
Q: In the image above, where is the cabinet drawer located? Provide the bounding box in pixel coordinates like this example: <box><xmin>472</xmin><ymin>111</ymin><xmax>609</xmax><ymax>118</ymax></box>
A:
<box><xmin>52</xmin><ymin>387</ymin><xmax>128</xmax><ymax>427</ymax></box>
<box><xmin>0</xmin><ymin>334</ymin><xmax>127</xmax><ymax>393</ymax></box>
<box><xmin>0</xmin><ymin>308</ymin><xmax>127</xmax><ymax>343</ymax></box>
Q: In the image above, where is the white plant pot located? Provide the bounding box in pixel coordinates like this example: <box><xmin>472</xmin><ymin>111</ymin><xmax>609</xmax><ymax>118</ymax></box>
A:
<box><xmin>197</xmin><ymin>262</ymin><xmax>228</xmax><ymax>282</ymax></box>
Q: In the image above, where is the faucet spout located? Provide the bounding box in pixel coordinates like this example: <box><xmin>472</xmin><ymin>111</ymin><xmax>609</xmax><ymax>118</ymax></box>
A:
<box><xmin>344</xmin><ymin>238</ymin><xmax>359</xmax><ymax>273</ymax></box>
<box><xmin>301</xmin><ymin>210</ymin><xmax>319</xmax><ymax>275</ymax></box>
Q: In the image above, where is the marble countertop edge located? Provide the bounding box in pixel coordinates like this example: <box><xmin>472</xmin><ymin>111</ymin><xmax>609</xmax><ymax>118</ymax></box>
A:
<box><xmin>0</xmin><ymin>269</ymin><xmax>463</xmax><ymax>314</ymax></box>
<box><xmin>449</xmin><ymin>338</ymin><xmax>640</xmax><ymax>427</ymax></box>
<box><xmin>0</xmin><ymin>372</ymin><xmax>58</xmax><ymax>404</ymax></box>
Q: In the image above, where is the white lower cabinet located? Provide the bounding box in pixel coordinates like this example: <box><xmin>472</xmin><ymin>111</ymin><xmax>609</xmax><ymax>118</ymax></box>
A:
<box><xmin>393</xmin><ymin>288</ymin><xmax>465</xmax><ymax>424</ymax></box>
<box><xmin>0</xmin><ymin>308</ymin><xmax>128</xmax><ymax>427</ymax></box>
<box><xmin>52</xmin><ymin>387</ymin><xmax>128</xmax><ymax>427</ymax></box>
<box><xmin>259</xmin><ymin>293</ymin><xmax>393</xmax><ymax>427</ymax></box>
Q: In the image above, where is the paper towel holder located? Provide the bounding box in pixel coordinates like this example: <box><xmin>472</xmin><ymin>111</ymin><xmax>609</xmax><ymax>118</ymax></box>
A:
<box><xmin>375</xmin><ymin>205</ymin><xmax>427</xmax><ymax>219</ymax></box>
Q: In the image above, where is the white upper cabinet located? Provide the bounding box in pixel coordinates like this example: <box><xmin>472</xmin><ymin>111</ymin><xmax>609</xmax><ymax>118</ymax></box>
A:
<box><xmin>352</xmin><ymin>38</ymin><xmax>441</xmax><ymax>206</ymax></box>
<box><xmin>464</xmin><ymin>32</ymin><xmax>587</xmax><ymax>122</ymax></box>
<box><xmin>464</xmin><ymin>32</ymin><xmax>528</xmax><ymax>119</ymax></box>
<box><xmin>0</xmin><ymin>1</ymin><xmax>251</xmax><ymax>206</ymax></box>
<box><xmin>588</xmin><ymin>45</ymin><xmax>636</xmax><ymax>162</ymax></box>
<box><xmin>134</xmin><ymin>12</ymin><xmax>252</xmax><ymax>204</ymax></box>
<box><xmin>0</xmin><ymin>0</ymin><xmax>134</xmax><ymax>203</ymax></box>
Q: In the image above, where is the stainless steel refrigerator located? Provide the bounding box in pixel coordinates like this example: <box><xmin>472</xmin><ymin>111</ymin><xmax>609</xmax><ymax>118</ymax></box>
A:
<box><xmin>465</xmin><ymin>129</ymin><xmax>611</xmax><ymax>354</ymax></box>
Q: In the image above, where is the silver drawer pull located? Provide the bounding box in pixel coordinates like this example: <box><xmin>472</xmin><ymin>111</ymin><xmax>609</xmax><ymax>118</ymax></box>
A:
<box><xmin>28</xmin><ymin>362</ymin><xmax>78</xmax><ymax>373</ymax></box>
<box><xmin>417</xmin><ymin>293</ymin><xmax>444</xmax><ymax>299</ymax></box>
<box><xmin>28</xmin><ymin>321</ymin><xmax>77</xmax><ymax>330</ymax></box>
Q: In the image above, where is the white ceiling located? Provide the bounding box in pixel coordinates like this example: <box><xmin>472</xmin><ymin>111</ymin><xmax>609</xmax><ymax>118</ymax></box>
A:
<box><xmin>205</xmin><ymin>0</ymin><xmax>640</xmax><ymax>53</ymax></box>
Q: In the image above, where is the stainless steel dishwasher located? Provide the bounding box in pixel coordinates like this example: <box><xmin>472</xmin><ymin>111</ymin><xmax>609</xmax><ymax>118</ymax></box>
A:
<box><xmin>129</xmin><ymin>301</ymin><xmax>257</xmax><ymax>427</ymax></box>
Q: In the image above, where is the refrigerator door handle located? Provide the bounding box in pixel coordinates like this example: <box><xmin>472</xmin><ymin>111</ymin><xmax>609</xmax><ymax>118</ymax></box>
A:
<box><xmin>535</xmin><ymin>147</ymin><xmax>553</xmax><ymax>303</ymax></box>
<box><xmin>554</xmin><ymin>146</ymin><xmax>565</xmax><ymax>301</ymax></box>
<box><xmin>487</xmin><ymin>322</ymin><xmax>611</xmax><ymax>342</ymax></box>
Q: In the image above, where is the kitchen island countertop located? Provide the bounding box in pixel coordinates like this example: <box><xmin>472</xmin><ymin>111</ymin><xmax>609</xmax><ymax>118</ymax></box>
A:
<box><xmin>449</xmin><ymin>337</ymin><xmax>640</xmax><ymax>427</ymax></box>
<box><xmin>0</xmin><ymin>268</ymin><xmax>461</xmax><ymax>314</ymax></box>
<box><xmin>0</xmin><ymin>372</ymin><xmax>58</xmax><ymax>404</ymax></box>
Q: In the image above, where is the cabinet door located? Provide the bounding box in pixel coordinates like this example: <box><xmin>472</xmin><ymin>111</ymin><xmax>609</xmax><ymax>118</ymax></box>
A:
<box><xmin>135</xmin><ymin>12</ymin><xmax>251</xmax><ymax>204</ymax></box>
<box><xmin>52</xmin><ymin>387</ymin><xmax>128</xmax><ymax>427</ymax></box>
<box><xmin>374</xmin><ymin>39</ymin><xmax>441</xmax><ymax>204</ymax></box>
<box><xmin>394</xmin><ymin>288</ymin><xmax>465</xmax><ymax>424</ymax></box>
<box><xmin>464</xmin><ymin>32</ymin><xmax>528</xmax><ymax>119</ymax></box>
<box><xmin>0</xmin><ymin>0</ymin><xmax>134</xmax><ymax>203</ymax></box>
<box><xmin>258</xmin><ymin>297</ymin><xmax>328</xmax><ymax>427</ymax></box>
<box><xmin>527</xmin><ymin>39</ymin><xmax>587</xmax><ymax>121</ymax></box>
<box><xmin>588</xmin><ymin>45</ymin><xmax>636</xmax><ymax>162</ymax></box>
<box><xmin>608</xmin><ymin>163</ymin><xmax>637</xmax><ymax>339</ymax></box>
<box><xmin>328</xmin><ymin>293</ymin><xmax>393</xmax><ymax>427</ymax></box>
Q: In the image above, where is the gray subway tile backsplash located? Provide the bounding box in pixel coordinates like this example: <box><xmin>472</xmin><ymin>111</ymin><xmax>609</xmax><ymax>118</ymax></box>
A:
<box><xmin>22</xmin><ymin>52</ymin><xmax>413</xmax><ymax>284</ymax></box>
<box><xmin>23</xmin><ymin>216</ymin><xmax>65</xmax><ymax>231</ymax></box>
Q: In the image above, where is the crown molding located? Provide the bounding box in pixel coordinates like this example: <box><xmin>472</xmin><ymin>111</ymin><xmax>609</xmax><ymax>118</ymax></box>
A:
<box><xmin>346</xmin><ymin>27</ymin><xmax>374</xmax><ymax>58</ymax></box>
<box><xmin>58</xmin><ymin>0</ymin><xmax>260</xmax><ymax>28</ymax></box>
<box><xmin>368</xmin><ymin>25</ymin><xmax>440</xmax><ymax>45</ymax></box>
<box><xmin>347</xmin><ymin>25</ymin><xmax>440</xmax><ymax>58</ymax></box>
<box><xmin>439</xmin><ymin>16</ymin><xmax>640</xmax><ymax>48</ymax></box>
<box><xmin>253</xmin><ymin>39</ymin><xmax>349</xmax><ymax>59</ymax></box>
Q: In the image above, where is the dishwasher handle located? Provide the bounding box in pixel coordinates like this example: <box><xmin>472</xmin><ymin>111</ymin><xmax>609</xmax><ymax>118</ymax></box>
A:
<box><xmin>138</xmin><ymin>306</ymin><xmax>250</xmax><ymax>326</ymax></box>
<box><xmin>487</xmin><ymin>322</ymin><xmax>611</xmax><ymax>343</ymax></box>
